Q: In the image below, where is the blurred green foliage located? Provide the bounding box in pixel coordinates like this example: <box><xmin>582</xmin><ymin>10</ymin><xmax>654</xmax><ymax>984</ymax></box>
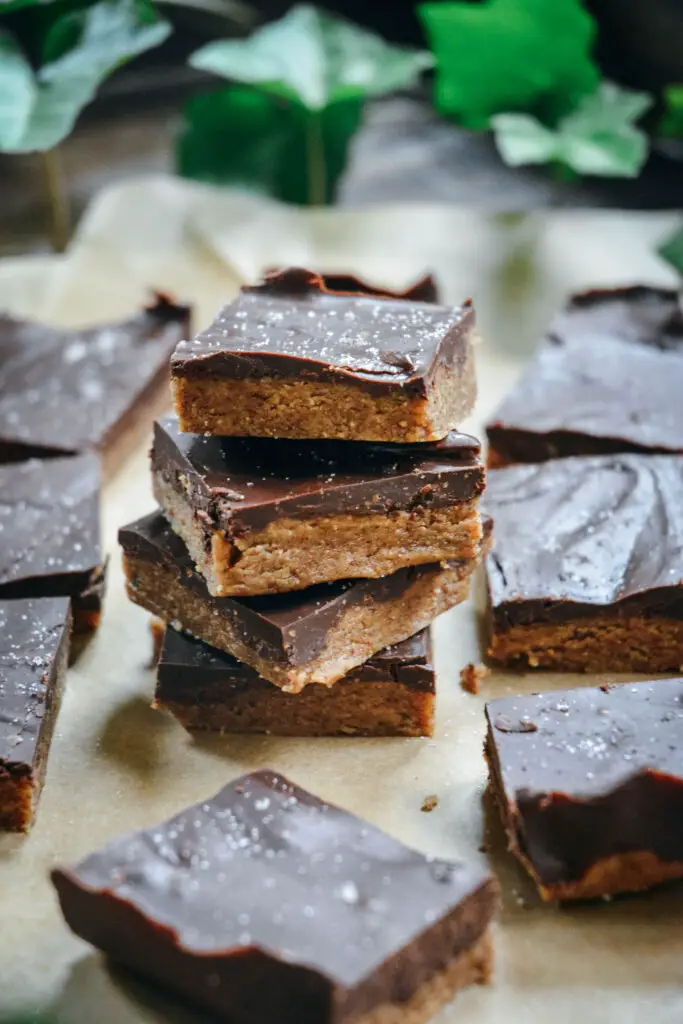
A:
<box><xmin>178</xmin><ymin>3</ymin><xmax>433</xmax><ymax>203</ymax></box>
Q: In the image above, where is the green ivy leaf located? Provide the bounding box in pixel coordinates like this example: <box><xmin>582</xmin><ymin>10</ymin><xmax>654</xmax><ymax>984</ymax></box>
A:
<box><xmin>189</xmin><ymin>2</ymin><xmax>433</xmax><ymax>111</ymax></box>
<box><xmin>492</xmin><ymin>82</ymin><xmax>653</xmax><ymax>177</ymax></box>
<box><xmin>658</xmin><ymin>223</ymin><xmax>683</xmax><ymax>276</ymax></box>
<box><xmin>659</xmin><ymin>84</ymin><xmax>683</xmax><ymax>139</ymax></box>
<box><xmin>418</xmin><ymin>0</ymin><xmax>599</xmax><ymax>130</ymax></box>
<box><xmin>176</xmin><ymin>85</ymin><xmax>362</xmax><ymax>204</ymax></box>
<box><xmin>0</xmin><ymin>0</ymin><xmax>171</xmax><ymax>153</ymax></box>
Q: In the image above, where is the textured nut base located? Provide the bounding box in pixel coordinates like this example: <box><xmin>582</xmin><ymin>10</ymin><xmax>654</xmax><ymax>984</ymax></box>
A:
<box><xmin>352</xmin><ymin>929</ymin><xmax>493</xmax><ymax>1024</ymax></box>
<box><xmin>124</xmin><ymin>553</ymin><xmax>474</xmax><ymax>691</ymax></box>
<box><xmin>154</xmin><ymin>470</ymin><xmax>482</xmax><ymax>596</ymax></box>
<box><xmin>171</xmin><ymin>348</ymin><xmax>476</xmax><ymax>443</ymax></box>
<box><xmin>488</xmin><ymin>617</ymin><xmax>683</xmax><ymax>673</ymax></box>
<box><xmin>101</xmin><ymin>368</ymin><xmax>173</xmax><ymax>482</ymax></box>
<box><xmin>157</xmin><ymin>678</ymin><xmax>434</xmax><ymax>737</ymax></box>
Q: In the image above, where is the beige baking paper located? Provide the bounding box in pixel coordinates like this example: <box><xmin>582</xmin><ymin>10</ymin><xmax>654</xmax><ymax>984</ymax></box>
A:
<box><xmin>1</xmin><ymin>178</ymin><xmax>682</xmax><ymax>1024</ymax></box>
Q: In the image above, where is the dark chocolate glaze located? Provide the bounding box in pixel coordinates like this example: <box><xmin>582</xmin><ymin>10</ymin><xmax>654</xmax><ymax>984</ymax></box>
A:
<box><xmin>483</xmin><ymin>455</ymin><xmax>683</xmax><ymax>628</ymax></box>
<box><xmin>0</xmin><ymin>295</ymin><xmax>190</xmax><ymax>461</ymax></box>
<box><xmin>152</xmin><ymin>417</ymin><xmax>484</xmax><ymax>536</ymax></box>
<box><xmin>486</xmin><ymin>285</ymin><xmax>683</xmax><ymax>462</ymax></box>
<box><xmin>0</xmin><ymin>455</ymin><xmax>102</xmax><ymax>605</ymax></box>
<box><xmin>0</xmin><ymin>597</ymin><xmax>71</xmax><ymax>780</ymax></box>
<box><xmin>313</xmin><ymin>271</ymin><xmax>438</xmax><ymax>303</ymax></box>
<box><xmin>170</xmin><ymin>268</ymin><xmax>473</xmax><ymax>396</ymax></box>
<box><xmin>485</xmin><ymin>680</ymin><xmax>683</xmax><ymax>887</ymax></box>
<box><xmin>157</xmin><ymin>627</ymin><xmax>434</xmax><ymax>701</ymax></box>
<box><xmin>120</xmin><ymin>512</ymin><xmax>463</xmax><ymax>666</ymax></box>
<box><xmin>52</xmin><ymin>770</ymin><xmax>497</xmax><ymax>1023</ymax></box>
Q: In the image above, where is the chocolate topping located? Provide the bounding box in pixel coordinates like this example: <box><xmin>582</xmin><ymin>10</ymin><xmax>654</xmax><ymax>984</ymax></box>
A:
<box><xmin>486</xmin><ymin>680</ymin><xmax>683</xmax><ymax>887</ymax></box>
<box><xmin>484</xmin><ymin>455</ymin><xmax>683</xmax><ymax>627</ymax></box>
<box><xmin>52</xmin><ymin>770</ymin><xmax>497</xmax><ymax>1021</ymax></box>
<box><xmin>0</xmin><ymin>597</ymin><xmax>71</xmax><ymax>779</ymax></box>
<box><xmin>157</xmin><ymin>627</ymin><xmax>434</xmax><ymax>700</ymax></box>
<box><xmin>152</xmin><ymin>417</ymin><xmax>484</xmax><ymax>536</ymax></box>
<box><xmin>314</xmin><ymin>271</ymin><xmax>438</xmax><ymax>303</ymax></box>
<box><xmin>0</xmin><ymin>295</ymin><xmax>190</xmax><ymax>461</ymax></box>
<box><xmin>487</xmin><ymin>285</ymin><xmax>683</xmax><ymax>461</ymax></box>
<box><xmin>120</xmin><ymin>512</ymin><xmax>462</xmax><ymax>666</ymax></box>
<box><xmin>0</xmin><ymin>454</ymin><xmax>102</xmax><ymax>603</ymax></box>
<box><xmin>170</xmin><ymin>268</ymin><xmax>473</xmax><ymax>396</ymax></box>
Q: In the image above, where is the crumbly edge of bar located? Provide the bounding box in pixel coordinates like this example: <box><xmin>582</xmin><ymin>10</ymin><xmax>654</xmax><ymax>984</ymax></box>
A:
<box><xmin>0</xmin><ymin>608</ymin><xmax>71</xmax><ymax>832</ymax></box>
<box><xmin>154</xmin><ymin>469</ymin><xmax>482</xmax><ymax>596</ymax></box>
<box><xmin>171</xmin><ymin>347</ymin><xmax>476</xmax><ymax>443</ymax></box>
<box><xmin>123</xmin><ymin>551</ymin><xmax>475</xmax><ymax>691</ymax></box>
<box><xmin>348</xmin><ymin>930</ymin><xmax>493</xmax><ymax>1024</ymax></box>
<box><xmin>156</xmin><ymin>678</ymin><xmax>435</xmax><ymax>737</ymax></box>
<box><xmin>487</xmin><ymin>616</ymin><xmax>683</xmax><ymax>673</ymax></box>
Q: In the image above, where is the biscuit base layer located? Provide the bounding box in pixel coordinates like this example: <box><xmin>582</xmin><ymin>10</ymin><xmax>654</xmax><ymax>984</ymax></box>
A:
<box><xmin>157</xmin><ymin>677</ymin><xmax>435</xmax><ymax>738</ymax></box>
<box><xmin>171</xmin><ymin>350</ymin><xmax>476</xmax><ymax>443</ymax></box>
<box><xmin>154</xmin><ymin>470</ymin><xmax>482</xmax><ymax>596</ymax></box>
<box><xmin>124</xmin><ymin>553</ymin><xmax>474</xmax><ymax>692</ymax></box>
<box><xmin>351</xmin><ymin>929</ymin><xmax>493</xmax><ymax>1024</ymax></box>
<box><xmin>488</xmin><ymin>616</ymin><xmax>683</xmax><ymax>673</ymax></box>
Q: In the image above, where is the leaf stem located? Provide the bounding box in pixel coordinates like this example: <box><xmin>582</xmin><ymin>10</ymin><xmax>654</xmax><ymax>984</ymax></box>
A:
<box><xmin>41</xmin><ymin>148</ymin><xmax>70</xmax><ymax>253</ymax></box>
<box><xmin>305</xmin><ymin>110</ymin><xmax>326</xmax><ymax>206</ymax></box>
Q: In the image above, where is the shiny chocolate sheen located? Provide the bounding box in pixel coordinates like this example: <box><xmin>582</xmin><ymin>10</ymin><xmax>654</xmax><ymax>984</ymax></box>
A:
<box><xmin>152</xmin><ymin>417</ymin><xmax>484</xmax><ymax>535</ymax></box>
<box><xmin>0</xmin><ymin>597</ymin><xmax>71</xmax><ymax>778</ymax></box>
<box><xmin>486</xmin><ymin>285</ymin><xmax>683</xmax><ymax>462</ymax></box>
<box><xmin>484</xmin><ymin>455</ymin><xmax>683</xmax><ymax>628</ymax></box>
<box><xmin>485</xmin><ymin>680</ymin><xmax>683</xmax><ymax>886</ymax></box>
<box><xmin>0</xmin><ymin>295</ymin><xmax>190</xmax><ymax>461</ymax></box>
<box><xmin>52</xmin><ymin>770</ymin><xmax>496</xmax><ymax>1022</ymax></box>
<box><xmin>170</xmin><ymin>268</ymin><xmax>473</xmax><ymax>396</ymax></box>
<box><xmin>0</xmin><ymin>454</ymin><xmax>102</xmax><ymax>602</ymax></box>
<box><xmin>157</xmin><ymin>627</ymin><xmax>435</xmax><ymax>700</ymax></box>
<box><xmin>119</xmin><ymin>512</ymin><xmax>455</xmax><ymax>666</ymax></box>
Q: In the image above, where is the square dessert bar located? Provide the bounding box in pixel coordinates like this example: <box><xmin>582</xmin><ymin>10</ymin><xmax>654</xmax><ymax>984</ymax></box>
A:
<box><xmin>0</xmin><ymin>295</ymin><xmax>191</xmax><ymax>478</ymax></box>
<box><xmin>0</xmin><ymin>597</ymin><xmax>71</xmax><ymax>831</ymax></box>
<box><xmin>120</xmin><ymin>513</ymin><xmax>486</xmax><ymax>692</ymax></box>
<box><xmin>486</xmin><ymin>285</ymin><xmax>683</xmax><ymax>466</ymax></box>
<box><xmin>52</xmin><ymin>770</ymin><xmax>498</xmax><ymax>1023</ymax></box>
<box><xmin>152</xmin><ymin>417</ymin><xmax>484</xmax><ymax>596</ymax></box>
<box><xmin>0</xmin><ymin>454</ymin><xmax>105</xmax><ymax>634</ymax></box>
<box><xmin>170</xmin><ymin>268</ymin><xmax>477</xmax><ymax>443</ymax></box>
<box><xmin>484</xmin><ymin>454</ymin><xmax>683</xmax><ymax>672</ymax></box>
<box><xmin>485</xmin><ymin>679</ymin><xmax>683</xmax><ymax>900</ymax></box>
<box><xmin>156</xmin><ymin>627</ymin><xmax>436</xmax><ymax>737</ymax></box>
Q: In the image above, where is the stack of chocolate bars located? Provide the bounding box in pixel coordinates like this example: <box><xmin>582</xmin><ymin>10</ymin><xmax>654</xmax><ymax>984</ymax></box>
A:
<box><xmin>0</xmin><ymin>297</ymin><xmax>191</xmax><ymax>830</ymax></box>
<box><xmin>119</xmin><ymin>268</ymin><xmax>488</xmax><ymax>737</ymax></box>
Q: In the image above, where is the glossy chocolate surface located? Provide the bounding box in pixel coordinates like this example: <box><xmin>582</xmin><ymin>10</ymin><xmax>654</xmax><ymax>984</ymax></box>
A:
<box><xmin>171</xmin><ymin>268</ymin><xmax>473</xmax><ymax>396</ymax></box>
<box><xmin>152</xmin><ymin>417</ymin><xmax>483</xmax><ymax>535</ymax></box>
<box><xmin>0</xmin><ymin>455</ymin><xmax>102</xmax><ymax>602</ymax></box>
<box><xmin>0</xmin><ymin>597</ymin><xmax>71</xmax><ymax>779</ymax></box>
<box><xmin>486</xmin><ymin>680</ymin><xmax>683</xmax><ymax>886</ymax></box>
<box><xmin>157</xmin><ymin>627</ymin><xmax>435</xmax><ymax>699</ymax></box>
<box><xmin>120</xmin><ymin>512</ymin><xmax>456</xmax><ymax>665</ymax></box>
<box><xmin>484</xmin><ymin>455</ymin><xmax>683</xmax><ymax>627</ymax></box>
<box><xmin>0</xmin><ymin>295</ymin><xmax>190</xmax><ymax>461</ymax></box>
<box><xmin>52</xmin><ymin>770</ymin><xmax>496</xmax><ymax>1020</ymax></box>
<box><xmin>487</xmin><ymin>286</ymin><xmax>683</xmax><ymax>461</ymax></box>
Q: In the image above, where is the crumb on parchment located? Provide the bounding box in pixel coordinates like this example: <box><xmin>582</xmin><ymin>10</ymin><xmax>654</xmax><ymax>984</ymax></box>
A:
<box><xmin>460</xmin><ymin>662</ymin><xmax>490</xmax><ymax>694</ymax></box>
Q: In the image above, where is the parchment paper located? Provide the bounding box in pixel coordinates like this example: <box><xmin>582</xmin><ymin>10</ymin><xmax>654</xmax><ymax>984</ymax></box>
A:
<box><xmin>1</xmin><ymin>177</ymin><xmax>682</xmax><ymax>1024</ymax></box>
